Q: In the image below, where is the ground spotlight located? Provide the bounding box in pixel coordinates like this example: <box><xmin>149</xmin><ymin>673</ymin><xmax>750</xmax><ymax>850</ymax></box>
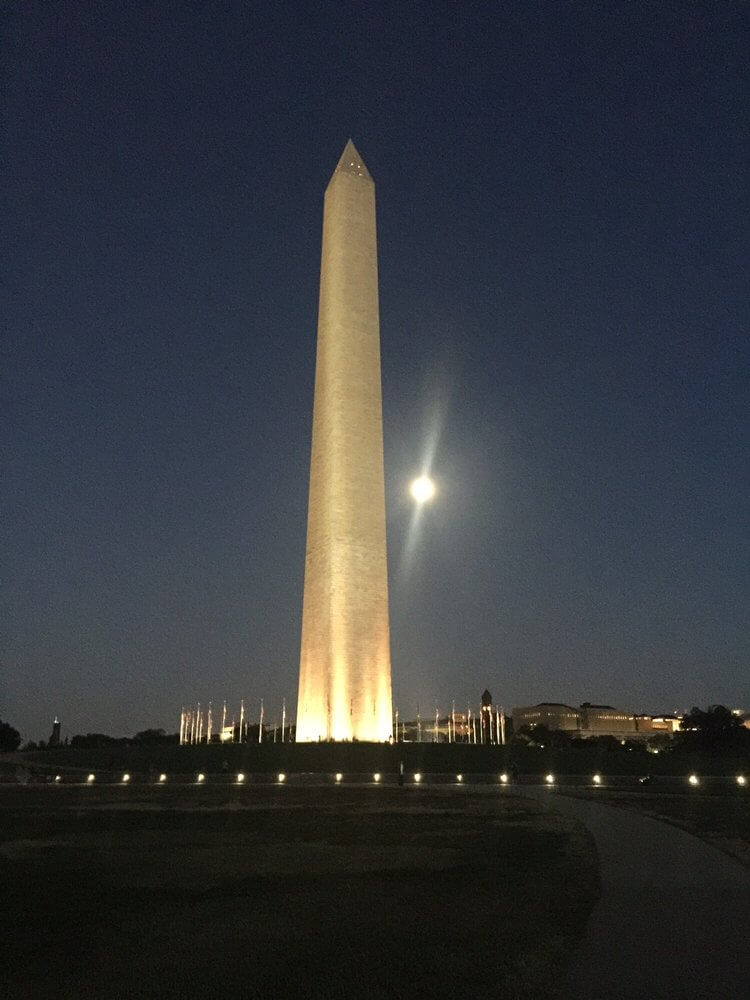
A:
<box><xmin>499</xmin><ymin>773</ymin><xmax>508</xmax><ymax>784</ymax></box>
<box><xmin>592</xmin><ymin>774</ymin><xmax>602</xmax><ymax>785</ymax></box>
<box><xmin>545</xmin><ymin>773</ymin><xmax>555</xmax><ymax>785</ymax></box>
<box><xmin>414</xmin><ymin>773</ymin><xmax>422</xmax><ymax>783</ymax></box>
<box><xmin>122</xmin><ymin>773</ymin><xmax>130</xmax><ymax>783</ymax></box>
<box><xmin>237</xmin><ymin>773</ymin><xmax>245</xmax><ymax>783</ymax></box>
<box><xmin>278</xmin><ymin>772</ymin><xmax>286</xmax><ymax>783</ymax></box>
<box><xmin>335</xmin><ymin>772</ymin><xmax>343</xmax><ymax>783</ymax></box>
<box><xmin>87</xmin><ymin>774</ymin><xmax>95</xmax><ymax>784</ymax></box>
<box><xmin>196</xmin><ymin>773</ymin><xmax>205</xmax><ymax>783</ymax></box>
<box><xmin>456</xmin><ymin>774</ymin><xmax>463</xmax><ymax>783</ymax></box>
<box><xmin>158</xmin><ymin>773</ymin><xmax>167</xmax><ymax>783</ymax></box>
<box><xmin>54</xmin><ymin>775</ymin><xmax>61</xmax><ymax>783</ymax></box>
<box><xmin>373</xmin><ymin>773</ymin><xmax>381</xmax><ymax>783</ymax></box>
<box><xmin>737</xmin><ymin>775</ymin><xmax>746</xmax><ymax>787</ymax></box>
<box><xmin>688</xmin><ymin>773</ymin><xmax>699</xmax><ymax>786</ymax></box>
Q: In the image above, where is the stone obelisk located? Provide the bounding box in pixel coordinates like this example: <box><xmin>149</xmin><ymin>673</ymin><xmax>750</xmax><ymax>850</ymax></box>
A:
<box><xmin>296</xmin><ymin>140</ymin><xmax>393</xmax><ymax>742</ymax></box>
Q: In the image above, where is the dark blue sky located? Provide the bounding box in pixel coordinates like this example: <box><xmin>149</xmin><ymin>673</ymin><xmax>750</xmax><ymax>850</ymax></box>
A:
<box><xmin>3</xmin><ymin>2</ymin><xmax>748</xmax><ymax>740</ymax></box>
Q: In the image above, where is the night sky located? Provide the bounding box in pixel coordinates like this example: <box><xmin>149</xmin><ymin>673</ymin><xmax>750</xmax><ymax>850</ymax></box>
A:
<box><xmin>4</xmin><ymin>2</ymin><xmax>748</xmax><ymax>741</ymax></box>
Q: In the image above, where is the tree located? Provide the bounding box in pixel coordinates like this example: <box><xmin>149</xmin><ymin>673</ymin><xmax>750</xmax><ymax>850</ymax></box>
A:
<box><xmin>513</xmin><ymin>723</ymin><xmax>544</xmax><ymax>746</ymax></box>
<box><xmin>0</xmin><ymin>720</ymin><xmax>22</xmax><ymax>752</ymax></box>
<box><xmin>513</xmin><ymin>723</ymin><xmax>571</xmax><ymax>749</ymax></box>
<box><xmin>549</xmin><ymin>728</ymin><xmax>573</xmax><ymax>750</ymax></box>
<box><xmin>677</xmin><ymin>705</ymin><xmax>749</xmax><ymax>751</ymax></box>
<box><xmin>590</xmin><ymin>735</ymin><xmax>622</xmax><ymax>752</ymax></box>
<box><xmin>681</xmin><ymin>704</ymin><xmax>740</xmax><ymax>733</ymax></box>
<box><xmin>70</xmin><ymin>733</ymin><xmax>120</xmax><ymax>749</ymax></box>
<box><xmin>133</xmin><ymin>728</ymin><xmax>167</xmax><ymax>743</ymax></box>
<box><xmin>647</xmin><ymin>733</ymin><xmax>673</xmax><ymax>753</ymax></box>
<box><xmin>621</xmin><ymin>739</ymin><xmax>646</xmax><ymax>753</ymax></box>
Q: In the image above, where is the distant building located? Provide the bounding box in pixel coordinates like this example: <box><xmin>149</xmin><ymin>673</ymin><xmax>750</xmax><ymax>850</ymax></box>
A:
<box><xmin>512</xmin><ymin>703</ymin><xmax>581</xmax><ymax>732</ymax></box>
<box><xmin>642</xmin><ymin>714</ymin><xmax>682</xmax><ymax>734</ymax></box>
<box><xmin>579</xmin><ymin>702</ymin><xmax>635</xmax><ymax>735</ymax></box>
<box><xmin>511</xmin><ymin>703</ymin><xmax>683</xmax><ymax>741</ymax></box>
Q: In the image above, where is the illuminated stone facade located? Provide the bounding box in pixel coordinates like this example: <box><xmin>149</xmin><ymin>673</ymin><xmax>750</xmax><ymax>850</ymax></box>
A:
<box><xmin>512</xmin><ymin>702</ymin><xmax>682</xmax><ymax>740</ymax></box>
<box><xmin>296</xmin><ymin>141</ymin><xmax>393</xmax><ymax>742</ymax></box>
<box><xmin>513</xmin><ymin>703</ymin><xmax>582</xmax><ymax>732</ymax></box>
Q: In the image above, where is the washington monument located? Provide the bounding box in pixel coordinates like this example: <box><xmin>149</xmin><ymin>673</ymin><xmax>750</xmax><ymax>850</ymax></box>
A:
<box><xmin>296</xmin><ymin>141</ymin><xmax>393</xmax><ymax>742</ymax></box>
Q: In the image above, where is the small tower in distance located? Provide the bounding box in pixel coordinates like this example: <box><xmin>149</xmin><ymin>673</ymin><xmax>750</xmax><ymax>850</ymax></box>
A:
<box><xmin>480</xmin><ymin>690</ymin><xmax>493</xmax><ymax>744</ymax></box>
<box><xmin>48</xmin><ymin>716</ymin><xmax>62</xmax><ymax>748</ymax></box>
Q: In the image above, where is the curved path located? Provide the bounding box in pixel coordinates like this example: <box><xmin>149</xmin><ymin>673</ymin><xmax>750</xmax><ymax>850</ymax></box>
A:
<box><xmin>523</xmin><ymin>788</ymin><xmax>750</xmax><ymax>1000</ymax></box>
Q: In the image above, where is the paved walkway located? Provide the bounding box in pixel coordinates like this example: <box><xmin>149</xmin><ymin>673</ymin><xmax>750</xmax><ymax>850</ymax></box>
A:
<box><xmin>523</xmin><ymin>788</ymin><xmax>750</xmax><ymax>1000</ymax></box>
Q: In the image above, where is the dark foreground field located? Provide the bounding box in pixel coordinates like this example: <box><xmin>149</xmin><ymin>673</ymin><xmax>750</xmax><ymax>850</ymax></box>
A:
<box><xmin>0</xmin><ymin>785</ymin><xmax>597</xmax><ymax>999</ymax></box>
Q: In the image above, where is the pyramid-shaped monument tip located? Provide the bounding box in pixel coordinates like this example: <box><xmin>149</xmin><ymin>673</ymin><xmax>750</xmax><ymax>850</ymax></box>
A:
<box><xmin>333</xmin><ymin>139</ymin><xmax>372</xmax><ymax>181</ymax></box>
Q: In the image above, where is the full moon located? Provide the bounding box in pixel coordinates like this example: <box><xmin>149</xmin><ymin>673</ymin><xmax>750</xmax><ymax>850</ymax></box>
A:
<box><xmin>410</xmin><ymin>475</ymin><xmax>436</xmax><ymax>503</ymax></box>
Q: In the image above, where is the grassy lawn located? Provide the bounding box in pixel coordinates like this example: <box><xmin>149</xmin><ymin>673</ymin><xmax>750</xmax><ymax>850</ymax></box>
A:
<box><xmin>0</xmin><ymin>786</ymin><xmax>597</xmax><ymax>999</ymax></box>
<box><xmin>562</xmin><ymin>788</ymin><xmax>750</xmax><ymax>867</ymax></box>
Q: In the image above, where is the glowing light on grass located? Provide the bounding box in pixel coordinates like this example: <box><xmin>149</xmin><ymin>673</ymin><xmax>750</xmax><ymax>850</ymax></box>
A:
<box><xmin>688</xmin><ymin>773</ymin><xmax>699</xmax><ymax>786</ymax></box>
<box><xmin>54</xmin><ymin>775</ymin><xmax>61</xmax><ymax>783</ymax></box>
<box><xmin>373</xmin><ymin>773</ymin><xmax>381</xmax><ymax>783</ymax></box>
<box><xmin>278</xmin><ymin>772</ymin><xmax>286</xmax><ymax>783</ymax></box>
<box><xmin>545</xmin><ymin>773</ymin><xmax>555</xmax><ymax>785</ymax></box>
<box><xmin>237</xmin><ymin>773</ymin><xmax>245</xmax><ymax>783</ymax></box>
<box><xmin>158</xmin><ymin>773</ymin><xmax>167</xmax><ymax>783</ymax></box>
<box><xmin>737</xmin><ymin>775</ymin><xmax>746</xmax><ymax>787</ymax></box>
<box><xmin>196</xmin><ymin>773</ymin><xmax>205</xmax><ymax>783</ymax></box>
<box><xmin>122</xmin><ymin>773</ymin><xmax>130</xmax><ymax>783</ymax></box>
<box><xmin>456</xmin><ymin>774</ymin><xmax>463</xmax><ymax>783</ymax></box>
<box><xmin>592</xmin><ymin>774</ymin><xmax>602</xmax><ymax>785</ymax></box>
<box><xmin>335</xmin><ymin>773</ymin><xmax>343</xmax><ymax>782</ymax></box>
<box><xmin>499</xmin><ymin>773</ymin><xmax>508</xmax><ymax>784</ymax></box>
<box><xmin>414</xmin><ymin>773</ymin><xmax>422</xmax><ymax>783</ymax></box>
<box><xmin>87</xmin><ymin>774</ymin><xmax>95</xmax><ymax>784</ymax></box>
